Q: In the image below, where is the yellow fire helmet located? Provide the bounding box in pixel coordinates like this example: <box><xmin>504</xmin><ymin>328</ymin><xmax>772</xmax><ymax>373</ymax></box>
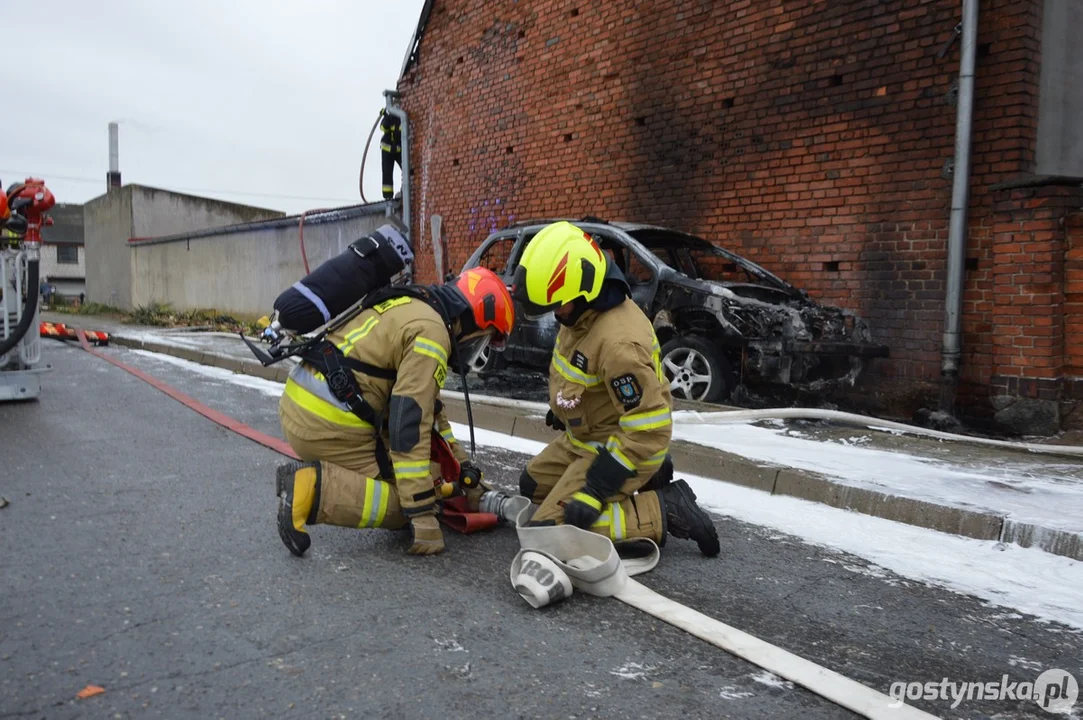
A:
<box><xmin>510</xmin><ymin>221</ymin><xmax>608</xmax><ymax>318</ymax></box>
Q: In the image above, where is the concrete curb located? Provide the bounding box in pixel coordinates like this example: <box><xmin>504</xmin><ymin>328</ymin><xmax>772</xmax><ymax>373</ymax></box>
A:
<box><xmin>112</xmin><ymin>335</ymin><xmax>293</xmax><ymax>383</ymax></box>
<box><xmin>110</xmin><ymin>332</ymin><xmax>1083</xmax><ymax>562</ymax></box>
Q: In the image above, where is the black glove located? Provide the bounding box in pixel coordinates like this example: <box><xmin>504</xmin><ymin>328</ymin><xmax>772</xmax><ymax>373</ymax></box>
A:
<box><xmin>562</xmin><ymin>488</ymin><xmax>604</xmax><ymax>528</ymax></box>
<box><xmin>458</xmin><ymin>461</ymin><xmax>483</xmax><ymax>490</ymax></box>
<box><xmin>562</xmin><ymin>450</ymin><xmax>636</xmax><ymax>529</ymax></box>
<box><xmin>545</xmin><ymin>409</ymin><xmax>566</xmax><ymax>432</ymax></box>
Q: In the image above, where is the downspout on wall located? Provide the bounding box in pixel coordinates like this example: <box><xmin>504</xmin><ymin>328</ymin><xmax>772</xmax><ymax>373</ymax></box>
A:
<box><xmin>939</xmin><ymin>0</ymin><xmax>980</xmax><ymax>412</ymax></box>
<box><xmin>384</xmin><ymin>90</ymin><xmax>411</xmax><ymax>245</ymax></box>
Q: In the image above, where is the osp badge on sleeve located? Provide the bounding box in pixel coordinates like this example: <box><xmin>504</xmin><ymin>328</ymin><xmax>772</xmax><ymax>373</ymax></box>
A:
<box><xmin>610</xmin><ymin>373</ymin><xmax>642</xmax><ymax>410</ymax></box>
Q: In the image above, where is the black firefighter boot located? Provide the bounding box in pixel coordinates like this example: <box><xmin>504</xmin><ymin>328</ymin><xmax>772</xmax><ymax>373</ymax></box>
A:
<box><xmin>659</xmin><ymin>479</ymin><xmax>721</xmax><ymax>557</ymax></box>
<box><xmin>276</xmin><ymin>461</ymin><xmax>321</xmax><ymax>557</ymax></box>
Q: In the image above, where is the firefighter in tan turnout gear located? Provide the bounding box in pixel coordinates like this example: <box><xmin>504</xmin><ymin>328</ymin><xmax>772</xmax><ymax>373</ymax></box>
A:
<box><xmin>509</xmin><ymin>221</ymin><xmax>720</xmax><ymax>556</ymax></box>
<box><xmin>275</xmin><ymin>267</ymin><xmax>515</xmax><ymax>556</ymax></box>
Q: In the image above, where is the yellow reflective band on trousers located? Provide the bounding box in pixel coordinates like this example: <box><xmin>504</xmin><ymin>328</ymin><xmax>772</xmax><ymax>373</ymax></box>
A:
<box><xmin>552</xmin><ymin>350</ymin><xmax>601</xmax><ymax>387</ymax></box>
<box><xmin>571</xmin><ymin>491</ymin><xmax>602</xmax><ymax>512</ymax></box>
<box><xmin>358</xmin><ymin>478</ymin><xmax>392</xmax><ymax>528</ymax></box>
<box><xmin>338</xmin><ymin>317</ymin><xmax>379</xmax><ymax>355</ymax></box>
<box><xmin>566</xmin><ymin>430</ymin><xmax>603</xmax><ymax>454</ymax></box>
<box><xmin>619</xmin><ymin>408</ymin><xmax>672</xmax><ymax>432</ymax></box>
<box><xmin>284</xmin><ymin>367</ymin><xmax>372</xmax><ymax>429</ymax></box>
<box><xmin>590</xmin><ymin>502</ymin><xmax>627</xmax><ymax>541</ymax></box>
<box><xmin>394</xmin><ymin>459</ymin><xmax>431</xmax><ymax>480</ymax></box>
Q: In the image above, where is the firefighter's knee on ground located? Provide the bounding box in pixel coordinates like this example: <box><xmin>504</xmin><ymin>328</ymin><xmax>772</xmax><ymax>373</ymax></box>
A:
<box><xmin>519</xmin><ymin>467</ymin><xmax>538</xmax><ymax>501</ymax></box>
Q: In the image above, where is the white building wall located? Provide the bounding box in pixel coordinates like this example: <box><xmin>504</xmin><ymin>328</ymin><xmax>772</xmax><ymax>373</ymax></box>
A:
<box><xmin>38</xmin><ymin>244</ymin><xmax>86</xmax><ymax>299</ymax></box>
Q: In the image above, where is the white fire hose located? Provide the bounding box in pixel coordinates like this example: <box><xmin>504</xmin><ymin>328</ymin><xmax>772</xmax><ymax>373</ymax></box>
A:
<box><xmin>492</xmin><ymin>495</ymin><xmax>937</xmax><ymax>719</ymax></box>
<box><xmin>441</xmin><ymin>391</ymin><xmax>1083</xmax><ymax>458</ymax></box>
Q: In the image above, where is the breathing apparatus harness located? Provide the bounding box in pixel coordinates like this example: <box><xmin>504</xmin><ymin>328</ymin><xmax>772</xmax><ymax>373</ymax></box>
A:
<box><xmin>242</xmin><ymin>283</ymin><xmax>479</xmax><ymax>459</ymax></box>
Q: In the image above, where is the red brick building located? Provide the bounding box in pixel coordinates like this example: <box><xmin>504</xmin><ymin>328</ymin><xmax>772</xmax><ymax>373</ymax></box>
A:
<box><xmin>395</xmin><ymin>0</ymin><xmax>1083</xmax><ymax>433</ymax></box>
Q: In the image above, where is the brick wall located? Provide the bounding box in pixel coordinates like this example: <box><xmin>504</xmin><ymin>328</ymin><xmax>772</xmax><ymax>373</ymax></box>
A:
<box><xmin>399</xmin><ymin>0</ymin><xmax>1077</xmax><ymax>422</ymax></box>
<box><xmin>1065</xmin><ymin>212</ymin><xmax>1083</xmax><ymax>376</ymax></box>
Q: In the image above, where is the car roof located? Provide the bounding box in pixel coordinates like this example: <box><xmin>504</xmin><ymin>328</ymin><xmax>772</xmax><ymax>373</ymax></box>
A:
<box><xmin>495</xmin><ymin>218</ymin><xmax>678</xmax><ymax>234</ymax></box>
<box><xmin>486</xmin><ymin>218</ymin><xmax>797</xmax><ymax>293</ymax></box>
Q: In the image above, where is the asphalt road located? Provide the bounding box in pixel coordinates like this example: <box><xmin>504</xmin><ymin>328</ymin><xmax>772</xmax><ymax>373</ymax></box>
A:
<box><xmin>1</xmin><ymin>342</ymin><xmax>1080</xmax><ymax>719</ymax></box>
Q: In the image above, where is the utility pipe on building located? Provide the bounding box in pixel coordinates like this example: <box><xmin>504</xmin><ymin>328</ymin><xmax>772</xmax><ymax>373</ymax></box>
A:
<box><xmin>384</xmin><ymin>90</ymin><xmax>411</xmax><ymax>241</ymax></box>
<box><xmin>940</xmin><ymin>0</ymin><xmax>979</xmax><ymax>411</ymax></box>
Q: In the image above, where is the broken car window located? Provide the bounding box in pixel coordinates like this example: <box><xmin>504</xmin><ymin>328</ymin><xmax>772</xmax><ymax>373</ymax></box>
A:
<box><xmin>477</xmin><ymin>235</ymin><xmax>516</xmax><ymax>277</ymax></box>
<box><xmin>509</xmin><ymin>231</ymin><xmax>536</xmax><ymax>270</ymax></box>
<box><xmin>624</xmin><ymin>251</ymin><xmax>654</xmax><ymax>285</ymax></box>
<box><xmin>627</xmin><ymin>229</ymin><xmax>794</xmax><ymax>293</ymax></box>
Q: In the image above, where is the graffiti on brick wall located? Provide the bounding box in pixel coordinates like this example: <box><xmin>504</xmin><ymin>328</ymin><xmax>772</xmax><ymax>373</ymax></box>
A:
<box><xmin>467</xmin><ymin>198</ymin><xmax>516</xmax><ymax>239</ymax></box>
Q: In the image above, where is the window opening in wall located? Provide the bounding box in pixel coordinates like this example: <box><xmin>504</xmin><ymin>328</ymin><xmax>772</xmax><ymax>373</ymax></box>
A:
<box><xmin>57</xmin><ymin>246</ymin><xmax>78</xmax><ymax>264</ymax></box>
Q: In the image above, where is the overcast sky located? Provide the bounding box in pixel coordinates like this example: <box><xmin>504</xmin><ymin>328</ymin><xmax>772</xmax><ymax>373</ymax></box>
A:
<box><xmin>2</xmin><ymin>0</ymin><xmax>426</xmax><ymax>215</ymax></box>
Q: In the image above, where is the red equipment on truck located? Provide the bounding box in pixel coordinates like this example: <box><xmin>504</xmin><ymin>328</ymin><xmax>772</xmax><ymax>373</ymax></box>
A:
<box><xmin>1</xmin><ymin>177</ymin><xmax>56</xmax><ymax>401</ymax></box>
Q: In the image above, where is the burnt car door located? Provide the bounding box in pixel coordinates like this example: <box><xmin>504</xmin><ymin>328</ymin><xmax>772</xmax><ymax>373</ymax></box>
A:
<box><xmin>460</xmin><ymin>229</ymin><xmax>532</xmax><ymax>363</ymax></box>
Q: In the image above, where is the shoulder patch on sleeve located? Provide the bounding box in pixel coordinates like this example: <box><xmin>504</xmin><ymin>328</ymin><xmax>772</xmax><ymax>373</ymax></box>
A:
<box><xmin>610</xmin><ymin>374</ymin><xmax>643</xmax><ymax>410</ymax></box>
<box><xmin>433</xmin><ymin>363</ymin><xmax>447</xmax><ymax>389</ymax></box>
<box><xmin>570</xmin><ymin>350</ymin><xmax>589</xmax><ymax>373</ymax></box>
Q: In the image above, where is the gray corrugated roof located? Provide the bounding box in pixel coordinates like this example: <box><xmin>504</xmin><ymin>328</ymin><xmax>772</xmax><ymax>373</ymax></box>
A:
<box><xmin>43</xmin><ymin>204</ymin><xmax>84</xmax><ymax>246</ymax></box>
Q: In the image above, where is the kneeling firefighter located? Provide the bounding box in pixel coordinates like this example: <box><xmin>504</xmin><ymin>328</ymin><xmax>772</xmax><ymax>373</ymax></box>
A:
<box><xmin>275</xmin><ymin>262</ymin><xmax>515</xmax><ymax>557</ymax></box>
<box><xmin>506</xmin><ymin>221</ymin><xmax>719</xmax><ymax>556</ymax></box>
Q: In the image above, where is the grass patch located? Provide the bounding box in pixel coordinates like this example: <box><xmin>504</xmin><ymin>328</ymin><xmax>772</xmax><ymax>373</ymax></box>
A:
<box><xmin>49</xmin><ymin>301</ymin><xmax>126</xmax><ymax>318</ymax></box>
<box><xmin>56</xmin><ymin>299</ymin><xmax>262</xmax><ymax>336</ymax></box>
<box><xmin>128</xmin><ymin>302</ymin><xmax>263</xmax><ymax>336</ymax></box>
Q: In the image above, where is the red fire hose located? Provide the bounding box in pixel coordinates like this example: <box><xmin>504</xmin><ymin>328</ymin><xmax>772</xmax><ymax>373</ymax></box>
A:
<box><xmin>74</xmin><ymin>329</ymin><xmax>497</xmax><ymax>533</ymax></box>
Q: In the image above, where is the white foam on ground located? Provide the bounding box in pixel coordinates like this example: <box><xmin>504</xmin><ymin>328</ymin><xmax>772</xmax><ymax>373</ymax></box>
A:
<box><xmin>677</xmin><ymin>466</ymin><xmax>1083</xmax><ymax>632</ymax></box>
<box><xmin>751</xmin><ymin>670</ymin><xmax>795</xmax><ymax>690</ymax></box>
<box><xmin>120</xmin><ymin>331</ymin><xmax>204</xmax><ymax>349</ymax></box>
<box><xmin>450</xmin><ymin>423</ymin><xmax>546</xmax><ymax>457</ymax></box>
<box><xmin>675</xmin><ymin>423</ymin><xmax>1083</xmax><ymax>535</ymax></box>
<box><xmin>450</xmin><ymin>421</ymin><xmax>1083</xmax><ymax>632</ymax></box>
<box><xmin>129</xmin><ymin>349</ymin><xmax>285</xmax><ymax>399</ymax></box>
<box><xmin>719</xmin><ymin>686</ymin><xmax>755</xmax><ymax>700</ymax></box>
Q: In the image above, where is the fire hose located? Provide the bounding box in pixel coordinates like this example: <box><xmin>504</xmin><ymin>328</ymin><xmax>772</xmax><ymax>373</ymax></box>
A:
<box><xmin>357</xmin><ymin>111</ymin><xmax>383</xmax><ymax>204</ymax></box>
<box><xmin>0</xmin><ymin>256</ymin><xmax>38</xmax><ymax>358</ymax></box>
<box><xmin>73</xmin><ymin>330</ymin><xmax>935</xmax><ymax>718</ymax></box>
<box><xmin>295</xmin><ymin>109</ymin><xmax>382</xmax><ymax>276</ymax></box>
<box><xmin>438</xmin><ymin>391</ymin><xmax>1083</xmax><ymax>458</ymax></box>
<box><xmin>73</xmin><ymin>329</ymin><xmax>494</xmax><ymax>533</ymax></box>
<box><xmin>494</xmin><ymin>495</ymin><xmax>937</xmax><ymax>719</ymax></box>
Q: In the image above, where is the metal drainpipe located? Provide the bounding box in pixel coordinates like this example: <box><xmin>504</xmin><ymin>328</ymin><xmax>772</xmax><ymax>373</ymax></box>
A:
<box><xmin>384</xmin><ymin>90</ymin><xmax>411</xmax><ymax>243</ymax></box>
<box><xmin>939</xmin><ymin>0</ymin><xmax>979</xmax><ymax>411</ymax></box>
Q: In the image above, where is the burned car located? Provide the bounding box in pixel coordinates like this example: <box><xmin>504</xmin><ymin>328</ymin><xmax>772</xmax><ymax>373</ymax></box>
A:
<box><xmin>460</xmin><ymin>218</ymin><xmax>889</xmax><ymax>403</ymax></box>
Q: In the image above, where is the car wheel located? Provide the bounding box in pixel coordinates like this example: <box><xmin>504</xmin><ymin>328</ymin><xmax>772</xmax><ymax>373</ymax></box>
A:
<box><xmin>661</xmin><ymin>335</ymin><xmax>734</xmax><ymax>403</ymax></box>
<box><xmin>469</xmin><ymin>343</ymin><xmax>505</xmax><ymax>376</ymax></box>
